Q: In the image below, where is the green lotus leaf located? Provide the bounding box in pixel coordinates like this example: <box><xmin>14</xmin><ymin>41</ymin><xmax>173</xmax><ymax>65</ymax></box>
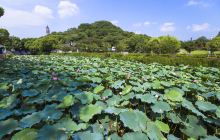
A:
<box><xmin>22</xmin><ymin>89</ymin><xmax>39</xmax><ymax>97</ymax></box>
<box><xmin>105</xmin><ymin>107</ymin><xmax>128</xmax><ymax>115</ymax></box>
<box><xmin>57</xmin><ymin>95</ymin><xmax>75</xmax><ymax>108</ymax></box>
<box><xmin>19</xmin><ymin>112</ymin><xmax>42</xmax><ymax>128</ymax></box>
<box><xmin>109</xmin><ymin>133</ymin><xmax>122</xmax><ymax>140</ymax></box>
<box><xmin>136</xmin><ymin>94</ymin><xmax>157</xmax><ymax>104</ymax></box>
<box><xmin>167</xmin><ymin>113</ymin><xmax>182</xmax><ymax>124</ymax></box>
<box><xmin>0</xmin><ymin>109</ymin><xmax>13</xmax><ymax>120</ymax></box>
<box><xmin>37</xmin><ymin>125</ymin><xmax>68</xmax><ymax>140</ymax></box>
<box><xmin>151</xmin><ymin>101</ymin><xmax>171</xmax><ymax>113</ymax></box>
<box><xmin>111</xmin><ymin>80</ymin><xmax>124</xmax><ymax>89</ymax></box>
<box><xmin>201</xmin><ymin>135</ymin><xmax>220</xmax><ymax>140</ymax></box>
<box><xmin>11</xmin><ymin>128</ymin><xmax>37</xmax><ymax>140</ymax></box>
<box><xmin>0</xmin><ymin>118</ymin><xmax>18</xmax><ymax>139</ymax></box>
<box><xmin>119</xmin><ymin>110</ymin><xmax>149</xmax><ymax>131</ymax></box>
<box><xmin>75</xmin><ymin>92</ymin><xmax>93</xmax><ymax>105</ymax></box>
<box><xmin>216</xmin><ymin>93</ymin><xmax>220</xmax><ymax>100</ymax></box>
<box><xmin>152</xmin><ymin>80</ymin><xmax>164</xmax><ymax>90</ymax></box>
<box><xmin>164</xmin><ymin>88</ymin><xmax>184</xmax><ymax>102</ymax></box>
<box><xmin>91</xmin><ymin>77</ymin><xmax>102</xmax><ymax>83</ymax></box>
<box><xmin>40</xmin><ymin>104</ymin><xmax>63</xmax><ymax>121</ymax></box>
<box><xmin>14</xmin><ymin>105</ymin><xmax>36</xmax><ymax>116</ymax></box>
<box><xmin>195</xmin><ymin>101</ymin><xmax>217</xmax><ymax>112</ymax></box>
<box><xmin>146</xmin><ymin>121</ymin><xmax>166</xmax><ymax>140</ymax></box>
<box><xmin>73</xmin><ymin>131</ymin><xmax>103</xmax><ymax>140</ymax></box>
<box><xmin>122</xmin><ymin>132</ymin><xmax>148</xmax><ymax>140</ymax></box>
<box><xmin>53</xmin><ymin>117</ymin><xmax>79</xmax><ymax>132</ymax></box>
<box><xmin>0</xmin><ymin>83</ymin><xmax>9</xmax><ymax>91</ymax></box>
<box><xmin>167</xmin><ymin>134</ymin><xmax>180</xmax><ymax>140</ymax></box>
<box><xmin>102</xmin><ymin>89</ymin><xmax>113</xmax><ymax>98</ymax></box>
<box><xmin>155</xmin><ymin>120</ymin><xmax>170</xmax><ymax>133</ymax></box>
<box><xmin>216</xmin><ymin>107</ymin><xmax>220</xmax><ymax>118</ymax></box>
<box><xmin>94</xmin><ymin>85</ymin><xmax>105</xmax><ymax>94</ymax></box>
<box><xmin>182</xmin><ymin>99</ymin><xmax>206</xmax><ymax>118</ymax></box>
<box><xmin>180</xmin><ymin>115</ymin><xmax>207</xmax><ymax>139</ymax></box>
<box><xmin>120</xmin><ymin>85</ymin><xmax>132</xmax><ymax>95</ymax></box>
<box><xmin>106</xmin><ymin>95</ymin><xmax>122</xmax><ymax>106</ymax></box>
<box><xmin>0</xmin><ymin>94</ymin><xmax>17</xmax><ymax>109</ymax></box>
<box><xmin>121</xmin><ymin>92</ymin><xmax>135</xmax><ymax>100</ymax></box>
<box><xmin>79</xmin><ymin>104</ymin><xmax>103</xmax><ymax>122</ymax></box>
<box><xmin>161</xmin><ymin>81</ymin><xmax>173</xmax><ymax>87</ymax></box>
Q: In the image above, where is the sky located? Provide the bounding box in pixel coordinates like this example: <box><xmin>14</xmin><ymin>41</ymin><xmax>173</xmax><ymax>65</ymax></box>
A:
<box><xmin>0</xmin><ymin>0</ymin><xmax>220</xmax><ymax>40</ymax></box>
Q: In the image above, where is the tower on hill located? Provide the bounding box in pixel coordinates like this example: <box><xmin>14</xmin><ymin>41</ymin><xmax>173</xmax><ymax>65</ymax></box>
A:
<box><xmin>46</xmin><ymin>25</ymin><xmax>50</xmax><ymax>35</ymax></box>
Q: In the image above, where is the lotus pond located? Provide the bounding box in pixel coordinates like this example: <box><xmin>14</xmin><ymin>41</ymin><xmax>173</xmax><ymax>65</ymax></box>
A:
<box><xmin>0</xmin><ymin>55</ymin><xmax>220</xmax><ymax>140</ymax></box>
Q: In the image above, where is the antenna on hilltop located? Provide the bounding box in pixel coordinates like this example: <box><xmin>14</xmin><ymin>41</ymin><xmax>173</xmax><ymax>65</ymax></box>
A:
<box><xmin>46</xmin><ymin>25</ymin><xmax>50</xmax><ymax>35</ymax></box>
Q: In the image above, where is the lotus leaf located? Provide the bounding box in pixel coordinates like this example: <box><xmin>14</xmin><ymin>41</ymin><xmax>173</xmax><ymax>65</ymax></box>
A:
<box><xmin>37</xmin><ymin>125</ymin><xmax>68</xmax><ymax>140</ymax></box>
<box><xmin>94</xmin><ymin>85</ymin><xmax>105</xmax><ymax>94</ymax></box>
<box><xmin>155</xmin><ymin>120</ymin><xmax>170</xmax><ymax>133</ymax></box>
<box><xmin>195</xmin><ymin>101</ymin><xmax>217</xmax><ymax>112</ymax></box>
<box><xmin>58</xmin><ymin>95</ymin><xmax>75</xmax><ymax>108</ymax></box>
<box><xmin>79</xmin><ymin>104</ymin><xmax>103</xmax><ymax>122</ymax></box>
<box><xmin>11</xmin><ymin>128</ymin><xmax>37</xmax><ymax>140</ymax></box>
<box><xmin>122</xmin><ymin>132</ymin><xmax>149</xmax><ymax>140</ymax></box>
<box><xmin>164</xmin><ymin>88</ymin><xmax>184</xmax><ymax>102</ymax></box>
<box><xmin>151</xmin><ymin>101</ymin><xmax>171</xmax><ymax>113</ymax></box>
<box><xmin>119</xmin><ymin>110</ymin><xmax>149</xmax><ymax>131</ymax></box>
<box><xmin>73</xmin><ymin>131</ymin><xmax>103</xmax><ymax>140</ymax></box>
<box><xmin>0</xmin><ymin>118</ymin><xmax>18</xmax><ymax>139</ymax></box>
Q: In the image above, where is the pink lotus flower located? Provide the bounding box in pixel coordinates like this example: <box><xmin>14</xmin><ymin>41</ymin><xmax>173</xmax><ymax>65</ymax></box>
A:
<box><xmin>52</xmin><ymin>76</ymin><xmax>58</xmax><ymax>81</ymax></box>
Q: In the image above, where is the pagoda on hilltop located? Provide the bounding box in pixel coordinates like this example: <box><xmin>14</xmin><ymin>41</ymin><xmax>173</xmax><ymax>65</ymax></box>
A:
<box><xmin>46</xmin><ymin>25</ymin><xmax>50</xmax><ymax>35</ymax></box>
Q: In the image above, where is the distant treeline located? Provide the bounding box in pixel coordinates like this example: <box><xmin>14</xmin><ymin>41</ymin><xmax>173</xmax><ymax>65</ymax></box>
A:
<box><xmin>1</xmin><ymin>19</ymin><xmax>220</xmax><ymax>54</ymax></box>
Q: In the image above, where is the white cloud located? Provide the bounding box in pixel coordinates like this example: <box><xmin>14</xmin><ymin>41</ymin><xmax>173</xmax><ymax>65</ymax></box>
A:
<box><xmin>187</xmin><ymin>23</ymin><xmax>210</xmax><ymax>32</ymax></box>
<box><xmin>144</xmin><ymin>21</ymin><xmax>151</xmax><ymax>26</ymax></box>
<box><xmin>160</xmin><ymin>22</ymin><xmax>176</xmax><ymax>32</ymax></box>
<box><xmin>34</xmin><ymin>5</ymin><xmax>53</xmax><ymax>19</ymax></box>
<box><xmin>110</xmin><ymin>20</ymin><xmax>119</xmax><ymax>26</ymax></box>
<box><xmin>0</xmin><ymin>7</ymin><xmax>52</xmax><ymax>28</ymax></box>
<box><xmin>187</xmin><ymin>0</ymin><xmax>199</xmax><ymax>6</ymax></box>
<box><xmin>187</xmin><ymin>0</ymin><xmax>210</xmax><ymax>7</ymax></box>
<box><xmin>133</xmin><ymin>23</ymin><xmax>142</xmax><ymax>27</ymax></box>
<box><xmin>58</xmin><ymin>0</ymin><xmax>79</xmax><ymax>18</ymax></box>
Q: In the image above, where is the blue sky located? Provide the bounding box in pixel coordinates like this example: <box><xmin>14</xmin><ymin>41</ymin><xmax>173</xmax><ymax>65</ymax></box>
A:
<box><xmin>0</xmin><ymin>0</ymin><xmax>219</xmax><ymax>40</ymax></box>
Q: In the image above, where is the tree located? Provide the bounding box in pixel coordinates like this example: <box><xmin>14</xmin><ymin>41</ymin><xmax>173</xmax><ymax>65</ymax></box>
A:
<box><xmin>206</xmin><ymin>36</ymin><xmax>220</xmax><ymax>54</ymax></box>
<box><xmin>0</xmin><ymin>7</ymin><xmax>4</xmax><ymax>17</ymax></box>
<box><xmin>9</xmin><ymin>36</ymin><xmax>22</xmax><ymax>50</ymax></box>
<box><xmin>159</xmin><ymin>36</ymin><xmax>181</xmax><ymax>54</ymax></box>
<box><xmin>147</xmin><ymin>38</ymin><xmax>160</xmax><ymax>54</ymax></box>
<box><xmin>0</xmin><ymin>28</ymin><xmax>10</xmax><ymax>45</ymax></box>
<box><xmin>117</xmin><ymin>39</ymin><xmax>128</xmax><ymax>52</ymax></box>
<box><xmin>127</xmin><ymin>34</ymin><xmax>150</xmax><ymax>53</ymax></box>
<box><xmin>194</xmin><ymin>36</ymin><xmax>209</xmax><ymax>50</ymax></box>
<box><xmin>217</xmin><ymin>32</ymin><xmax>220</xmax><ymax>37</ymax></box>
<box><xmin>181</xmin><ymin>41</ymin><xmax>195</xmax><ymax>53</ymax></box>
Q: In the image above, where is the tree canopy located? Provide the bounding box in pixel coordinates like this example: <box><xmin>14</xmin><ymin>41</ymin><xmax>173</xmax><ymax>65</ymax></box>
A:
<box><xmin>1</xmin><ymin>20</ymin><xmax>219</xmax><ymax>54</ymax></box>
<box><xmin>207</xmin><ymin>36</ymin><xmax>220</xmax><ymax>54</ymax></box>
<box><xmin>0</xmin><ymin>7</ymin><xmax>4</xmax><ymax>17</ymax></box>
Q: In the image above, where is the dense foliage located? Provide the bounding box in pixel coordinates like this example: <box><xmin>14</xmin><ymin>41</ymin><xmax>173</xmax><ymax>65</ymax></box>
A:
<box><xmin>0</xmin><ymin>20</ymin><xmax>219</xmax><ymax>54</ymax></box>
<box><xmin>0</xmin><ymin>7</ymin><xmax>4</xmax><ymax>17</ymax></box>
<box><xmin>0</xmin><ymin>56</ymin><xmax>219</xmax><ymax>139</ymax></box>
<box><xmin>55</xmin><ymin>52</ymin><xmax>220</xmax><ymax>67</ymax></box>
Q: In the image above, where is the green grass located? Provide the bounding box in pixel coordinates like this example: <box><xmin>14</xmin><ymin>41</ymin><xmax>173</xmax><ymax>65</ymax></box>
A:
<box><xmin>214</xmin><ymin>51</ymin><xmax>220</xmax><ymax>55</ymax></box>
<box><xmin>191</xmin><ymin>50</ymin><xmax>208</xmax><ymax>55</ymax></box>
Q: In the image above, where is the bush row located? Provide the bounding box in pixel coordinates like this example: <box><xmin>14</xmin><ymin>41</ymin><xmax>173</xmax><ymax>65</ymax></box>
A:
<box><xmin>52</xmin><ymin>52</ymin><xmax>220</xmax><ymax>67</ymax></box>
